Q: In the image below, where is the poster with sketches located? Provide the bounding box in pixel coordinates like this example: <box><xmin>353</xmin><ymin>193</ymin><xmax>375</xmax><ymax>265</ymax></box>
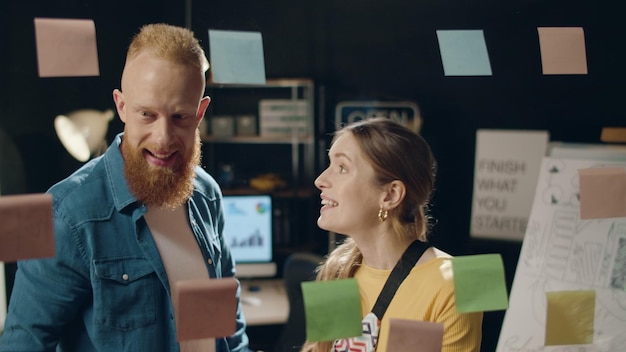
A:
<box><xmin>497</xmin><ymin>157</ymin><xmax>626</xmax><ymax>351</ymax></box>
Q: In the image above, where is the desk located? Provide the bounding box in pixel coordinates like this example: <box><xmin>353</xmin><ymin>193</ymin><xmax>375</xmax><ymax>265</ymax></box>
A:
<box><xmin>240</xmin><ymin>279</ymin><xmax>289</xmax><ymax>326</ymax></box>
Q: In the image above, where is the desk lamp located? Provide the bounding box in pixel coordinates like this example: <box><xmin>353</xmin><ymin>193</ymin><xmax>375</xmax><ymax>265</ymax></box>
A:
<box><xmin>54</xmin><ymin>109</ymin><xmax>114</xmax><ymax>162</ymax></box>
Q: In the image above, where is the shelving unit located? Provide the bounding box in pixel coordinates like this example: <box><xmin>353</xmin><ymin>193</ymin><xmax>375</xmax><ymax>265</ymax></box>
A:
<box><xmin>202</xmin><ymin>78</ymin><xmax>314</xmax><ymax>187</ymax></box>
<box><xmin>200</xmin><ymin>78</ymin><xmax>323</xmax><ymax>255</ymax></box>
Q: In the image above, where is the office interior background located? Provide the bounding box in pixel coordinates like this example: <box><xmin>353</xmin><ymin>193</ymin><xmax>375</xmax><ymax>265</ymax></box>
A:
<box><xmin>0</xmin><ymin>0</ymin><xmax>623</xmax><ymax>350</ymax></box>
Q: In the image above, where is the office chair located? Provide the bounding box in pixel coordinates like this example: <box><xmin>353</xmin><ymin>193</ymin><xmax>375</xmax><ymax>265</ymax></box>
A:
<box><xmin>274</xmin><ymin>252</ymin><xmax>324</xmax><ymax>352</ymax></box>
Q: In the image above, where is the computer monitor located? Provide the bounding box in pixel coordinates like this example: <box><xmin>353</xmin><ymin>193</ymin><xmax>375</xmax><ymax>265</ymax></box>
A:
<box><xmin>221</xmin><ymin>194</ymin><xmax>277</xmax><ymax>278</ymax></box>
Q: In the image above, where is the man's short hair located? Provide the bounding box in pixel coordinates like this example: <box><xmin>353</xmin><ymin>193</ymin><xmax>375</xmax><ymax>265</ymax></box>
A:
<box><xmin>126</xmin><ymin>23</ymin><xmax>209</xmax><ymax>74</ymax></box>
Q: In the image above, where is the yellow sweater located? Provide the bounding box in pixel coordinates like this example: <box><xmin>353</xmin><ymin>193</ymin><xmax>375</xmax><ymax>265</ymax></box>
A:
<box><xmin>354</xmin><ymin>257</ymin><xmax>483</xmax><ymax>352</ymax></box>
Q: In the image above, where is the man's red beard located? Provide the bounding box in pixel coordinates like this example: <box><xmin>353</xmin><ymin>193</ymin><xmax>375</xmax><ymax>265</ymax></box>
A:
<box><xmin>122</xmin><ymin>131</ymin><xmax>201</xmax><ymax>209</ymax></box>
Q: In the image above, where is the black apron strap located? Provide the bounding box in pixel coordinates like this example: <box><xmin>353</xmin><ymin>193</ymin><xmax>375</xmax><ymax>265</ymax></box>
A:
<box><xmin>371</xmin><ymin>240</ymin><xmax>431</xmax><ymax>319</ymax></box>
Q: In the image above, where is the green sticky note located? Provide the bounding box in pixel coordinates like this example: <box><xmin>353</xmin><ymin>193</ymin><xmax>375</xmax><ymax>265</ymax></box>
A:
<box><xmin>545</xmin><ymin>290</ymin><xmax>595</xmax><ymax>345</ymax></box>
<box><xmin>452</xmin><ymin>254</ymin><xmax>509</xmax><ymax>313</ymax></box>
<box><xmin>301</xmin><ymin>278</ymin><xmax>363</xmax><ymax>342</ymax></box>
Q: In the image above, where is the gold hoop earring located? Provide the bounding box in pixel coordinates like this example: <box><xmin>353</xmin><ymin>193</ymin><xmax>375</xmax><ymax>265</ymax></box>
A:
<box><xmin>378</xmin><ymin>208</ymin><xmax>388</xmax><ymax>222</ymax></box>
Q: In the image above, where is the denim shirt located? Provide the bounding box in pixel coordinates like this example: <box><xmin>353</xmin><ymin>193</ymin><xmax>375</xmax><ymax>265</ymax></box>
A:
<box><xmin>0</xmin><ymin>133</ymin><xmax>249</xmax><ymax>352</ymax></box>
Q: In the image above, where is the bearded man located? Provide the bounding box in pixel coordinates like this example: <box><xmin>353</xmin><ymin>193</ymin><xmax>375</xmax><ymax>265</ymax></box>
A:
<box><xmin>0</xmin><ymin>24</ymin><xmax>249</xmax><ymax>352</ymax></box>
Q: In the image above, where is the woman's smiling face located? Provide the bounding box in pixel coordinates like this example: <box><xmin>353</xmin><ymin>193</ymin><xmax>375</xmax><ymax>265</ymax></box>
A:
<box><xmin>314</xmin><ymin>132</ymin><xmax>384</xmax><ymax>236</ymax></box>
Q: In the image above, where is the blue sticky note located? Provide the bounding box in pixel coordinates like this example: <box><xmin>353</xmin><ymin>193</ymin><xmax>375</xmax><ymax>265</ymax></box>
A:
<box><xmin>436</xmin><ymin>30</ymin><xmax>492</xmax><ymax>76</ymax></box>
<box><xmin>208</xmin><ymin>29</ymin><xmax>266</xmax><ymax>85</ymax></box>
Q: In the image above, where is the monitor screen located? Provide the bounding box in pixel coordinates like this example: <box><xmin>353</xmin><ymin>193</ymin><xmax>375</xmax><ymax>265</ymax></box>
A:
<box><xmin>221</xmin><ymin>194</ymin><xmax>276</xmax><ymax>278</ymax></box>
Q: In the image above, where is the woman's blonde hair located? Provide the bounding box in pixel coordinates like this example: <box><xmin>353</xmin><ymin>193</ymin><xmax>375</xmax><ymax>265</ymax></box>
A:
<box><xmin>302</xmin><ymin>117</ymin><xmax>437</xmax><ymax>352</ymax></box>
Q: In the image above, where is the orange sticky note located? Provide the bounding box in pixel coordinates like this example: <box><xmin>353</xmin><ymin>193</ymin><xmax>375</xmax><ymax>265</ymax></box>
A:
<box><xmin>545</xmin><ymin>290</ymin><xmax>595</xmax><ymax>346</ymax></box>
<box><xmin>0</xmin><ymin>193</ymin><xmax>55</xmax><ymax>262</ymax></box>
<box><xmin>172</xmin><ymin>277</ymin><xmax>238</xmax><ymax>341</ymax></box>
<box><xmin>537</xmin><ymin>27</ymin><xmax>588</xmax><ymax>75</ymax></box>
<box><xmin>579</xmin><ymin>167</ymin><xmax>626</xmax><ymax>219</ymax></box>
<box><xmin>386</xmin><ymin>319</ymin><xmax>443</xmax><ymax>351</ymax></box>
<box><xmin>34</xmin><ymin>18</ymin><xmax>100</xmax><ymax>77</ymax></box>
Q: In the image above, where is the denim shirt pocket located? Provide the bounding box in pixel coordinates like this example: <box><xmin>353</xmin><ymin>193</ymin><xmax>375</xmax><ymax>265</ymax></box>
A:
<box><xmin>93</xmin><ymin>257</ymin><xmax>158</xmax><ymax>331</ymax></box>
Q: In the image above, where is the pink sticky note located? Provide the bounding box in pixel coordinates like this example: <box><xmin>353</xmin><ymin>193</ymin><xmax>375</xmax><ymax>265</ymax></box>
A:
<box><xmin>172</xmin><ymin>277</ymin><xmax>238</xmax><ymax>341</ymax></box>
<box><xmin>537</xmin><ymin>27</ymin><xmax>588</xmax><ymax>75</ymax></box>
<box><xmin>34</xmin><ymin>18</ymin><xmax>100</xmax><ymax>77</ymax></box>
<box><xmin>0</xmin><ymin>193</ymin><xmax>55</xmax><ymax>262</ymax></box>
<box><xmin>386</xmin><ymin>319</ymin><xmax>444</xmax><ymax>351</ymax></box>
<box><xmin>579</xmin><ymin>167</ymin><xmax>626</xmax><ymax>219</ymax></box>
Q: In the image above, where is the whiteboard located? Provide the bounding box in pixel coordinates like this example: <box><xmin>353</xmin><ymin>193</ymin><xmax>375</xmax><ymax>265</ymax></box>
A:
<box><xmin>497</xmin><ymin>157</ymin><xmax>626</xmax><ymax>351</ymax></box>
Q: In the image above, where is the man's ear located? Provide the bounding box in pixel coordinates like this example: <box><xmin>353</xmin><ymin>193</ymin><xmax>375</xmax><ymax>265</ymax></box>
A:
<box><xmin>381</xmin><ymin>180</ymin><xmax>406</xmax><ymax>211</ymax></box>
<box><xmin>197</xmin><ymin>96</ymin><xmax>211</xmax><ymax>123</ymax></box>
<box><xmin>112</xmin><ymin>89</ymin><xmax>126</xmax><ymax>123</ymax></box>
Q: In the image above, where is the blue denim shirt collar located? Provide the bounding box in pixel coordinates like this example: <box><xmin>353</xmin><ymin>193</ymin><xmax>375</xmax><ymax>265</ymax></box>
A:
<box><xmin>105</xmin><ymin>133</ymin><xmax>140</xmax><ymax>212</ymax></box>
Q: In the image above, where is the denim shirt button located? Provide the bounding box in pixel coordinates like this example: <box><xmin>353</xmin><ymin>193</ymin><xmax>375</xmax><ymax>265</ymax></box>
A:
<box><xmin>207</xmin><ymin>258</ymin><xmax>212</xmax><ymax>265</ymax></box>
<box><xmin>122</xmin><ymin>274</ymin><xmax>129</xmax><ymax>281</ymax></box>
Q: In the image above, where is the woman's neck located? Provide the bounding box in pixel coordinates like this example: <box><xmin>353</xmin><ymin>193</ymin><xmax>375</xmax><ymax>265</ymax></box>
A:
<box><xmin>354</xmin><ymin>233</ymin><xmax>414</xmax><ymax>270</ymax></box>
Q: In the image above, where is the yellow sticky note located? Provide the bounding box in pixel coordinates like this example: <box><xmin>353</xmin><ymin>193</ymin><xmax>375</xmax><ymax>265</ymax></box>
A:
<box><xmin>545</xmin><ymin>290</ymin><xmax>595</xmax><ymax>346</ymax></box>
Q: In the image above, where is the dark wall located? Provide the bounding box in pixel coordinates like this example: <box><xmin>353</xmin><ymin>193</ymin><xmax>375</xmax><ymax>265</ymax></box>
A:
<box><xmin>192</xmin><ymin>0</ymin><xmax>623</xmax><ymax>253</ymax></box>
<box><xmin>1</xmin><ymin>1</ymin><xmax>623</xmax><ymax>351</ymax></box>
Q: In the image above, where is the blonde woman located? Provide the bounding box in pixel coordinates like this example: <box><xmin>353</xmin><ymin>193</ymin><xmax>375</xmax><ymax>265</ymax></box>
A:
<box><xmin>304</xmin><ymin>117</ymin><xmax>482</xmax><ymax>352</ymax></box>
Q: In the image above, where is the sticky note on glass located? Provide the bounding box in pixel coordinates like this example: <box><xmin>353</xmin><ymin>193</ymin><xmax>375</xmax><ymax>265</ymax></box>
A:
<box><xmin>545</xmin><ymin>290</ymin><xmax>595</xmax><ymax>345</ymax></box>
<box><xmin>436</xmin><ymin>29</ymin><xmax>492</xmax><ymax>76</ymax></box>
<box><xmin>0</xmin><ymin>193</ymin><xmax>55</xmax><ymax>262</ymax></box>
<box><xmin>538</xmin><ymin>27</ymin><xmax>588</xmax><ymax>75</ymax></box>
<box><xmin>34</xmin><ymin>18</ymin><xmax>100</xmax><ymax>78</ymax></box>
<box><xmin>452</xmin><ymin>254</ymin><xmax>508</xmax><ymax>313</ymax></box>
<box><xmin>172</xmin><ymin>277</ymin><xmax>237</xmax><ymax>341</ymax></box>
<box><xmin>579</xmin><ymin>167</ymin><xmax>626</xmax><ymax>219</ymax></box>
<box><xmin>386</xmin><ymin>319</ymin><xmax>443</xmax><ymax>351</ymax></box>
<box><xmin>301</xmin><ymin>278</ymin><xmax>362</xmax><ymax>342</ymax></box>
<box><xmin>208</xmin><ymin>29</ymin><xmax>266</xmax><ymax>85</ymax></box>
